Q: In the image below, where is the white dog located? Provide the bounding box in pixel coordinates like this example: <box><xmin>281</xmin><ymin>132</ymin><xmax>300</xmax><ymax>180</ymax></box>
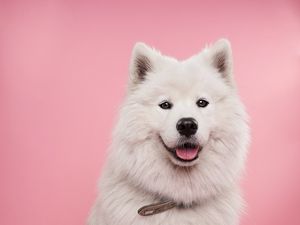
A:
<box><xmin>88</xmin><ymin>39</ymin><xmax>250</xmax><ymax>225</ymax></box>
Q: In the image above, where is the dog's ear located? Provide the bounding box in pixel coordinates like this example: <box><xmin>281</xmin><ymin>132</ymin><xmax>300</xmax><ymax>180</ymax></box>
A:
<box><xmin>206</xmin><ymin>39</ymin><xmax>234</xmax><ymax>85</ymax></box>
<box><xmin>129</xmin><ymin>42</ymin><xmax>162</xmax><ymax>86</ymax></box>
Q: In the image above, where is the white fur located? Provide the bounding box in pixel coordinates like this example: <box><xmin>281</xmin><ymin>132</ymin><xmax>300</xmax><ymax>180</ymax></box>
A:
<box><xmin>88</xmin><ymin>39</ymin><xmax>250</xmax><ymax>225</ymax></box>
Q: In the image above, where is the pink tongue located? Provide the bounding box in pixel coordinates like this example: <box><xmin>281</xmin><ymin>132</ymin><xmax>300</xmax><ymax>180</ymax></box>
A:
<box><xmin>175</xmin><ymin>148</ymin><xmax>199</xmax><ymax>160</ymax></box>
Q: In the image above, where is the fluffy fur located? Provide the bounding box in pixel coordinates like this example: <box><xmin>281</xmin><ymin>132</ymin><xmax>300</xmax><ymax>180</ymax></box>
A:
<box><xmin>88</xmin><ymin>39</ymin><xmax>250</xmax><ymax>225</ymax></box>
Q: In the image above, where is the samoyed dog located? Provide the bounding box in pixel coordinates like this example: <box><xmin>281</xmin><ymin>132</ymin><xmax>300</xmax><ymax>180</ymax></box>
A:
<box><xmin>88</xmin><ymin>39</ymin><xmax>249</xmax><ymax>225</ymax></box>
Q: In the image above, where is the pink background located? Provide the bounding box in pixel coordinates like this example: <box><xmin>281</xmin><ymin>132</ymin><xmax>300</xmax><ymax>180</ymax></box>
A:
<box><xmin>1</xmin><ymin>0</ymin><xmax>300</xmax><ymax>225</ymax></box>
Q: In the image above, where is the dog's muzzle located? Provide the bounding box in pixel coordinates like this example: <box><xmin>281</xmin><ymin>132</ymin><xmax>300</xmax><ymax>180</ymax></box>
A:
<box><xmin>159</xmin><ymin>136</ymin><xmax>201</xmax><ymax>162</ymax></box>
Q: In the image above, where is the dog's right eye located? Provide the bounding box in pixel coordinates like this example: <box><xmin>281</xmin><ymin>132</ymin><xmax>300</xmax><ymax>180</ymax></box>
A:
<box><xmin>159</xmin><ymin>101</ymin><xmax>173</xmax><ymax>110</ymax></box>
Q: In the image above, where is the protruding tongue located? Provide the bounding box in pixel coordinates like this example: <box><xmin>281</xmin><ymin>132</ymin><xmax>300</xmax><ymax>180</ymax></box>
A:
<box><xmin>175</xmin><ymin>148</ymin><xmax>199</xmax><ymax>160</ymax></box>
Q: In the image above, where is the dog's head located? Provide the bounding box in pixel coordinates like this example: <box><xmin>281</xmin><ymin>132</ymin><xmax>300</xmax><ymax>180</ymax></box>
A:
<box><xmin>109</xmin><ymin>39</ymin><xmax>249</xmax><ymax>204</ymax></box>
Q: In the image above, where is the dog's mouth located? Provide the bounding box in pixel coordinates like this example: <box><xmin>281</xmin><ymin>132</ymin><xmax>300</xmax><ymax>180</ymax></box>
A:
<box><xmin>159</xmin><ymin>136</ymin><xmax>201</xmax><ymax>162</ymax></box>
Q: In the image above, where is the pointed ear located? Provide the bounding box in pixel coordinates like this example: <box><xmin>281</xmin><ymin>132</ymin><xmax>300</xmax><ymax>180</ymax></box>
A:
<box><xmin>206</xmin><ymin>39</ymin><xmax>234</xmax><ymax>84</ymax></box>
<box><xmin>129</xmin><ymin>42</ymin><xmax>161</xmax><ymax>86</ymax></box>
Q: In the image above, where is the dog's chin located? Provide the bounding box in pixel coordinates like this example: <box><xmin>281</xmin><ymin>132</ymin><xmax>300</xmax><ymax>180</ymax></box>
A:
<box><xmin>159</xmin><ymin>136</ymin><xmax>202</xmax><ymax>167</ymax></box>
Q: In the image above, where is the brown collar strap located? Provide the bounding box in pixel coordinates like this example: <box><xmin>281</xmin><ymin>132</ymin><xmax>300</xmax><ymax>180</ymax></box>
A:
<box><xmin>138</xmin><ymin>200</ymin><xmax>176</xmax><ymax>216</ymax></box>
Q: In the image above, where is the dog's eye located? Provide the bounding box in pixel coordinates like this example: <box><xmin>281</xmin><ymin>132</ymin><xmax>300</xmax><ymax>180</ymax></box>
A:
<box><xmin>196</xmin><ymin>99</ymin><xmax>209</xmax><ymax>108</ymax></box>
<box><xmin>159</xmin><ymin>101</ymin><xmax>173</xmax><ymax>110</ymax></box>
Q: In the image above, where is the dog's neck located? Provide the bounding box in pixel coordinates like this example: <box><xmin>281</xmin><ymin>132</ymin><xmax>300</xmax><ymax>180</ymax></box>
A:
<box><xmin>122</xmin><ymin>169</ymin><xmax>200</xmax><ymax>216</ymax></box>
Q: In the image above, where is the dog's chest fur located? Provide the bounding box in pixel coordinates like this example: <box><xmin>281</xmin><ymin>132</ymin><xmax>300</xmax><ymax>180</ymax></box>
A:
<box><xmin>89</xmin><ymin>175</ymin><xmax>241</xmax><ymax>225</ymax></box>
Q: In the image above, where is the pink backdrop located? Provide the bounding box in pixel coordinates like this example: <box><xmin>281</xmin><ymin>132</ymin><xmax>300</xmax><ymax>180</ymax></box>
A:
<box><xmin>1</xmin><ymin>1</ymin><xmax>300</xmax><ymax>225</ymax></box>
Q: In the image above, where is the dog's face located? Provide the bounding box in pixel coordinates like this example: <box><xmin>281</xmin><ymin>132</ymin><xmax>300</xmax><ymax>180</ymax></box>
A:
<box><xmin>125</xmin><ymin>40</ymin><xmax>237</xmax><ymax>167</ymax></box>
<box><xmin>147</xmin><ymin>64</ymin><xmax>229</xmax><ymax>167</ymax></box>
<box><xmin>110</xmin><ymin>39</ymin><xmax>249</xmax><ymax>204</ymax></box>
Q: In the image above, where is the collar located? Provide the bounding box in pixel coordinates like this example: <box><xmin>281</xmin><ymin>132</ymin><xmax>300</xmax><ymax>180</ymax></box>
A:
<box><xmin>138</xmin><ymin>200</ymin><xmax>198</xmax><ymax>216</ymax></box>
<box><xmin>138</xmin><ymin>200</ymin><xmax>176</xmax><ymax>216</ymax></box>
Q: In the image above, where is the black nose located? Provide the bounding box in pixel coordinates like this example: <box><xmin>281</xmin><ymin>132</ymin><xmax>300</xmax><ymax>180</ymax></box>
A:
<box><xmin>176</xmin><ymin>117</ymin><xmax>198</xmax><ymax>137</ymax></box>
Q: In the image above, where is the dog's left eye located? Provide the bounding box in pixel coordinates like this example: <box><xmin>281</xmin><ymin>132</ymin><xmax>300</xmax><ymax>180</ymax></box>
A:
<box><xmin>159</xmin><ymin>101</ymin><xmax>173</xmax><ymax>110</ymax></box>
<box><xmin>196</xmin><ymin>99</ymin><xmax>209</xmax><ymax>108</ymax></box>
